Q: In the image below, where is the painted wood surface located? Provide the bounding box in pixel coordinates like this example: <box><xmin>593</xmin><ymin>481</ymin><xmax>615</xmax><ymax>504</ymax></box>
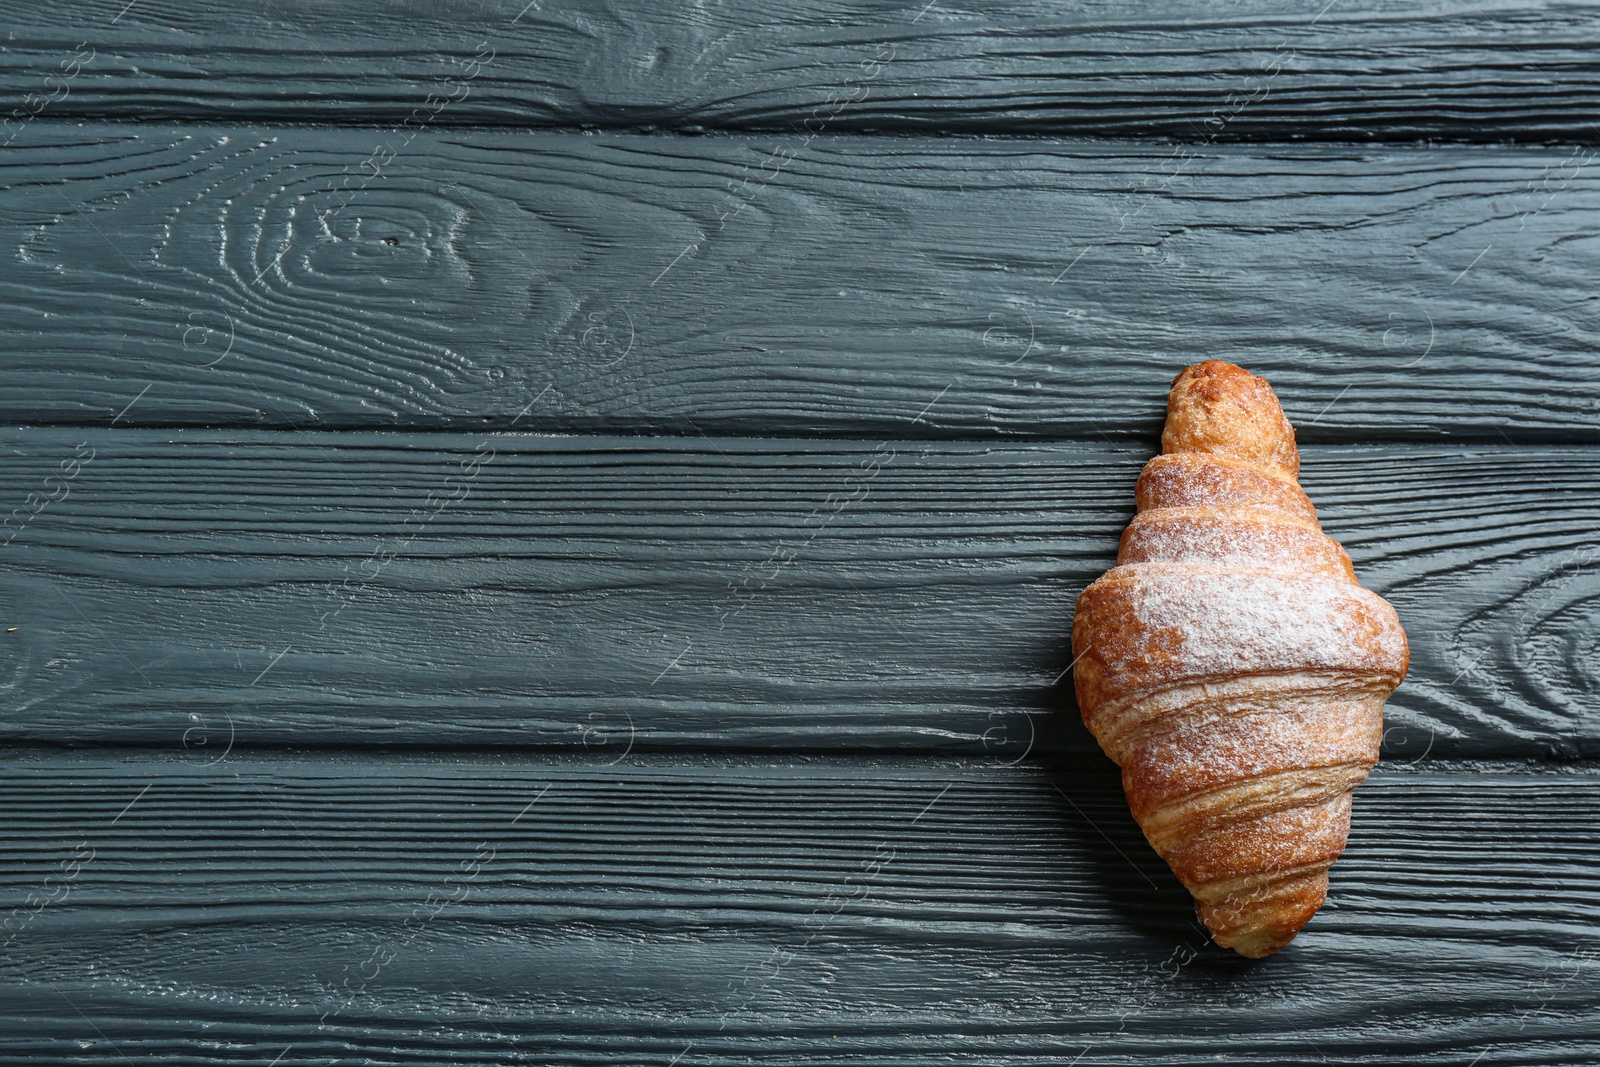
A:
<box><xmin>4</xmin><ymin>1</ymin><xmax>1600</xmax><ymax>140</ymax></box>
<box><xmin>3</xmin><ymin>126</ymin><xmax>1599</xmax><ymax>438</ymax></box>
<box><xmin>0</xmin><ymin>428</ymin><xmax>1593</xmax><ymax>759</ymax></box>
<box><xmin>1</xmin><ymin>755</ymin><xmax>1596</xmax><ymax>1065</ymax></box>
<box><xmin>3</xmin><ymin>1</ymin><xmax>1597</xmax><ymax>1059</ymax></box>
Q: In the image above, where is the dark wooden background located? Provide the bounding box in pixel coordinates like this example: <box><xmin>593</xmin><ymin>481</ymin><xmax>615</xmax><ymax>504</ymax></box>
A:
<box><xmin>2</xmin><ymin>2</ymin><xmax>1597</xmax><ymax>1063</ymax></box>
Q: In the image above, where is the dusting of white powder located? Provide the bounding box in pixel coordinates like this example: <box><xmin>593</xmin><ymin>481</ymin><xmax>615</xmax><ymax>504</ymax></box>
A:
<box><xmin>1124</xmin><ymin>510</ymin><xmax>1333</xmax><ymax>573</ymax></box>
<box><xmin>1123</xmin><ymin>565</ymin><xmax>1405</xmax><ymax>676</ymax></box>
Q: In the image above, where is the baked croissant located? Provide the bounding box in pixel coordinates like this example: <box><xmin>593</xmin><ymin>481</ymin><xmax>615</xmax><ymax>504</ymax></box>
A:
<box><xmin>1071</xmin><ymin>360</ymin><xmax>1408</xmax><ymax>958</ymax></box>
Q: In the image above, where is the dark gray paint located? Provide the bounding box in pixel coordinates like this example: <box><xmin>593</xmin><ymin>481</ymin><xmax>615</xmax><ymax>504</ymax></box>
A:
<box><xmin>2</xmin><ymin>127</ymin><xmax>1598</xmax><ymax>439</ymax></box>
<box><xmin>3</xmin><ymin>1</ymin><xmax>1599</xmax><ymax>140</ymax></box>
<box><xmin>0</xmin><ymin>755</ymin><xmax>1596</xmax><ymax>1065</ymax></box>
<box><xmin>0</xmin><ymin>429</ymin><xmax>1593</xmax><ymax>759</ymax></box>
<box><xmin>2</xmin><ymin>3</ymin><xmax>1597</xmax><ymax>1062</ymax></box>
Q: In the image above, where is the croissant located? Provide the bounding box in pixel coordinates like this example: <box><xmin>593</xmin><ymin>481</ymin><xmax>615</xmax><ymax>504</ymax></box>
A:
<box><xmin>1071</xmin><ymin>360</ymin><xmax>1408</xmax><ymax>958</ymax></box>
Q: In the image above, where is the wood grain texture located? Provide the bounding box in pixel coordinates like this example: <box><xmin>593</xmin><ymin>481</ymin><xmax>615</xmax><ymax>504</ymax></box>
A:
<box><xmin>1</xmin><ymin>754</ymin><xmax>1596</xmax><ymax>1065</ymax></box>
<box><xmin>1</xmin><ymin>428</ymin><xmax>1593</xmax><ymax>759</ymax></box>
<box><xmin>4</xmin><ymin>1</ymin><xmax>1600</xmax><ymax>140</ymax></box>
<box><xmin>5</xmin><ymin>125</ymin><xmax>1600</xmax><ymax>439</ymax></box>
<box><xmin>5</xmin><ymin>1</ymin><xmax>1595</xmax><ymax>1059</ymax></box>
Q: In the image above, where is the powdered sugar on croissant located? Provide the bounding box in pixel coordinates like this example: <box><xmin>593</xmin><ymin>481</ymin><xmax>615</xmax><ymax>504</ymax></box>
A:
<box><xmin>1072</xmin><ymin>360</ymin><xmax>1408</xmax><ymax>958</ymax></box>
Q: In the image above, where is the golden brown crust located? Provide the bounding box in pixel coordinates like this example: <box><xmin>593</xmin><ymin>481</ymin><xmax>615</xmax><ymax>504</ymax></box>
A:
<box><xmin>1119</xmin><ymin>701</ymin><xmax>1381</xmax><ymax>824</ymax></box>
<box><xmin>1136</xmin><ymin>453</ymin><xmax>1320</xmax><ymax>524</ymax></box>
<box><xmin>1161</xmin><ymin>360</ymin><xmax>1300</xmax><ymax>481</ymax></box>
<box><xmin>1071</xmin><ymin>360</ymin><xmax>1408</xmax><ymax>958</ymax></box>
<box><xmin>1117</xmin><ymin>507</ymin><xmax>1356</xmax><ymax>579</ymax></box>
<box><xmin>1073</xmin><ymin>566</ymin><xmax>1407</xmax><ymax>711</ymax></box>
<box><xmin>1197</xmin><ymin>868</ymin><xmax>1329</xmax><ymax>958</ymax></box>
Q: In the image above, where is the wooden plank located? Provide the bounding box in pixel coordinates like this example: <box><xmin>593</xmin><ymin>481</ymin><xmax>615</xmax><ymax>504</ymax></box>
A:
<box><xmin>4</xmin><ymin>126</ymin><xmax>1599</xmax><ymax>439</ymax></box>
<box><xmin>1</xmin><ymin>428</ymin><xmax>1593</xmax><ymax>759</ymax></box>
<box><xmin>3</xmin><ymin>1</ymin><xmax>1600</xmax><ymax>140</ymax></box>
<box><xmin>0</xmin><ymin>755</ymin><xmax>1596</xmax><ymax>1064</ymax></box>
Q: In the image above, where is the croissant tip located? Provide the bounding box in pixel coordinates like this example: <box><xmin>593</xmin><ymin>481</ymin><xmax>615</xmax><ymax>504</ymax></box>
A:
<box><xmin>1162</xmin><ymin>360</ymin><xmax>1300</xmax><ymax>481</ymax></box>
<box><xmin>1168</xmin><ymin>359</ymin><xmax>1248</xmax><ymax>387</ymax></box>
<box><xmin>1196</xmin><ymin>868</ymin><xmax>1329</xmax><ymax>959</ymax></box>
<box><xmin>1219</xmin><ymin>930</ymin><xmax>1296</xmax><ymax>959</ymax></box>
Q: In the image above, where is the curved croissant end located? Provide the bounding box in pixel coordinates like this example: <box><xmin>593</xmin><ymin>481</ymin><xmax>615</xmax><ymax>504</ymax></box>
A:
<box><xmin>1072</xmin><ymin>361</ymin><xmax>1408</xmax><ymax>958</ymax></box>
